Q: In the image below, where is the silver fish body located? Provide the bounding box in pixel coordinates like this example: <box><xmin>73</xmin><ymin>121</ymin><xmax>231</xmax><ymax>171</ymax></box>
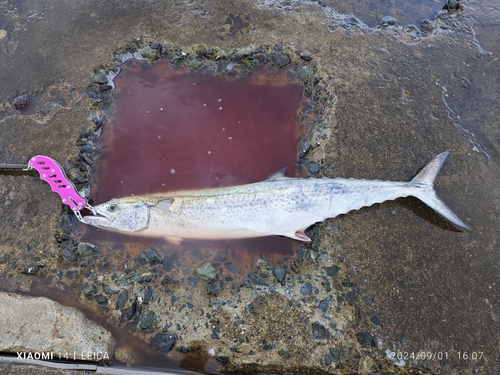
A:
<box><xmin>83</xmin><ymin>152</ymin><xmax>469</xmax><ymax>242</ymax></box>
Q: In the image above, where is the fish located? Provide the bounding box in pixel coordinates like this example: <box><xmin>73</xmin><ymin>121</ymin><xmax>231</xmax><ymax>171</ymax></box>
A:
<box><xmin>82</xmin><ymin>151</ymin><xmax>469</xmax><ymax>243</ymax></box>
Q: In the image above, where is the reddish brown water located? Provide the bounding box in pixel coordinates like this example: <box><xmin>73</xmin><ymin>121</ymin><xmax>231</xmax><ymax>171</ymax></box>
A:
<box><xmin>81</xmin><ymin>61</ymin><xmax>304</xmax><ymax>276</ymax></box>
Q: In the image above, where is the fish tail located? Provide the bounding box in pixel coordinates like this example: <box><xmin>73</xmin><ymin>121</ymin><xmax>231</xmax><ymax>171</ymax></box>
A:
<box><xmin>409</xmin><ymin>151</ymin><xmax>470</xmax><ymax>230</ymax></box>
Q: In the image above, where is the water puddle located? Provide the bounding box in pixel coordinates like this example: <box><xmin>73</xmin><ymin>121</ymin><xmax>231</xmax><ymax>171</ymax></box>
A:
<box><xmin>79</xmin><ymin>60</ymin><xmax>306</xmax><ymax>278</ymax></box>
<box><xmin>323</xmin><ymin>0</ymin><xmax>446</xmax><ymax>28</ymax></box>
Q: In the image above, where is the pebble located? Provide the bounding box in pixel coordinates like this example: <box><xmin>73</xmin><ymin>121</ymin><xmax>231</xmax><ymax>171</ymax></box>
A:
<box><xmin>139</xmin><ymin>45</ymin><xmax>158</xmax><ymax>59</ymax></box>
<box><xmin>278</xmin><ymin>349</ymin><xmax>291</xmax><ymax>359</ymax></box>
<box><xmin>95</xmin><ymin>295</ymin><xmax>108</xmax><ymax>305</ymax></box>
<box><xmin>300</xmin><ymin>282</ymin><xmax>313</xmax><ymax>295</ymax></box>
<box><xmin>141</xmin><ymin>248</ymin><xmax>162</xmax><ymax>265</ymax></box>
<box><xmin>305</xmin><ymin>161</ymin><xmax>320</xmax><ymax>175</ymax></box>
<box><xmin>317</xmin><ymin>299</ymin><xmax>331</xmax><ymax>313</ymax></box>
<box><xmin>188</xmin><ymin>59</ymin><xmax>204</xmax><ymax>69</ymax></box>
<box><xmin>325</xmin><ymin>353</ymin><xmax>333</xmax><ymax>365</ymax></box>
<box><xmin>77</xmin><ymin>242</ymin><xmax>99</xmax><ymax>257</ymax></box>
<box><xmin>139</xmin><ymin>310</ymin><xmax>159</xmax><ymax>332</ymax></box>
<box><xmin>248</xmin><ymin>274</ymin><xmax>268</xmax><ymax>286</ymax></box>
<box><xmin>216</xmin><ymin>356</ymin><xmax>229</xmax><ymax>365</ymax></box>
<box><xmin>0</xmin><ymin>29</ymin><xmax>6</xmax><ymax>40</ymax></box>
<box><xmin>119</xmin><ymin>300</ymin><xmax>137</xmax><ymax>323</ymax></box>
<box><xmin>323</xmin><ymin>265</ymin><xmax>340</xmax><ymax>278</ymax></box>
<box><xmin>300</xmin><ymin>55</ymin><xmax>312</xmax><ymax>61</ymax></box>
<box><xmin>298</xmin><ymin>143</ymin><xmax>311</xmax><ymax>159</ymax></box>
<box><xmin>269</xmin><ymin>53</ymin><xmax>291</xmax><ymax>69</ymax></box>
<box><xmin>356</xmin><ymin>331</ymin><xmax>376</xmax><ymax>347</ymax></box>
<box><xmin>196</xmin><ymin>262</ymin><xmax>217</xmax><ymax>281</ymax></box>
<box><xmin>329</xmin><ymin>348</ymin><xmax>342</xmax><ymax>364</ymax></box>
<box><xmin>61</xmin><ymin>247</ymin><xmax>77</xmax><ymax>261</ymax></box>
<box><xmin>311</xmin><ymin>321</ymin><xmax>331</xmax><ymax>340</ymax></box>
<box><xmin>143</xmin><ymin>285</ymin><xmax>153</xmax><ymax>304</ymax></box>
<box><xmin>150</xmin><ymin>333</ymin><xmax>177</xmax><ymax>353</ymax></box>
<box><xmin>380</xmin><ymin>16</ymin><xmax>397</xmax><ymax>27</ymax></box>
<box><xmin>206</xmin><ymin>280</ymin><xmax>224</xmax><ymax>296</ymax></box>
<box><xmin>92</xmin><ymin>72</ymin><xmax>108</xmax><ymax>84</ymax></box>
<box><xmin>83</xmin><ymin>284</ymin><xmax>98</xmax><ymax>299</ymax></box>
<box><xmin>115</xmin><ymin>290</ymin><xmax>129</xmax><ymax>309</ymax></box>
<box><xmin>273</xmin><ymin>268</ymin><xmax>287</xmax><ymax>286</ymax></box>
<box><xmin>224</xmin><ymin>262</ymin><xmax>241</xmax><ymax>274</ymax></box>
<box><xmin>103</xmin><ymin>285</ymin><xmax>120</xmax><ymax>295</ymax></box>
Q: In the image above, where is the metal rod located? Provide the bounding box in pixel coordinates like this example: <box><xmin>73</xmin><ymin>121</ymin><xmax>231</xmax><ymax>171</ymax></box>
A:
<box><xmin>0</xmin><ymin>163</ymin><xmax>30</xmax><ymax>171</ymax></box>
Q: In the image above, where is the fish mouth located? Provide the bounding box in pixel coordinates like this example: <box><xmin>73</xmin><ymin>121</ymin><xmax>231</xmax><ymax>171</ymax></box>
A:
<box><xmin>82</xmin><ymin>210</ymin><xmax>114</xmax><ymax>227</ymax></box>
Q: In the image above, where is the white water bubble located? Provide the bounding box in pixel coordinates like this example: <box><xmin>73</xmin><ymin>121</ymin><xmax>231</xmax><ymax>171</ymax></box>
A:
<box><xmin>218</xmin><ymin>98</ymin><xmax>222</xmax><ymax>102</ymax></box>
<box><xmin>146</xmin><ymin>110</ymin><xmax>150</xmax><ymax>114</ymax></box>
<box><xmin>228</xmin><ymin>137</ymin><xmax>233</xmax><ymax>140</ymax></box>
<box><xmin>158</xmin><ymin>135</ymin><xmax>161</xmax><ymax>139</ymax></box>
<box><xmin>160</xmin><ymin>107</ymin><xmax>164</xmax><ymax>112</ymax></box>
<box><xmin>208</xmin><ymin>150</ymin><xmax>212</xmax><ymax>154</ymax></box>
<box><xmin>170</xmin><ymin>169</ymin><xmax>175</xmax><ymax>174</ymax></box>
<box><xmin>219</xmin><ymin>107</ymin><xmax>223</xmax><ymax>110</ymax></box>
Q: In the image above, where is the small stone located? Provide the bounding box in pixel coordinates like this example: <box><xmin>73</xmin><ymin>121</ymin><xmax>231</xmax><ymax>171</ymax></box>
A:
<box><xmin>150</xmin><ymin>333</ymin><xmax>177</xmax><ymax>353</ymax></box>
<box><xmin>356</xmin><ymin>331</ymin><xmax>376</xmax><ymax>347</ymax></box>
<box><xmin>143</xmin><ymin>285</ymin><xmax>153</xmax><ymax>304</ymax></box>
<box><xmin>324</xmin><ymin>265</ymin><xmax>340</xmax><ymax>278</ymax></box>
<box><xmin>216</xmin><ymin>356</ymin><xmax>229</xmax><ymax>365</ymax></box>
<box><xmin>273</xmin><ymin>268</ymin><xmax>286</xmax><ymax>286</ymax></box>
<box><xmin>83</xmin><ymin>284</ymin><xmax>98</xmax><ymax>299</ymax></box>
<box><xmin>171</xmin><ymin>295</ymin><xmax>179</xmax><ymax>304</ymax></box>
<box><xmin>305</xmin><ymin>161</ymin><xmax>320</xmax><ymax>175</ymax></box>
<box><xmin>206</xmin><ymin>280</ymin><xmax>224</xmax><ymax>296</ymax></box>
<box><xmin>243</xmin><ymin>279</ymin><xmax>252</xmax><ymax>288</ymax></box>
<box><xmin>256</xmin><ymin>259</ymin><xmax>274</xmax><ymax>271</ymax></box>
<box><xmin>119</xmin><ymin>300</ymin><xmax>137</xmax><ymax>323</ymax></box>
<box><xmin>299</xmin><ymin>143</ymin><xmax>311</xmax><ymax>159</ymax></box>
<box><xmin>300</xmin><ymin>282</ymin><xmax>313</xmax><ymax>295</ymax></box>
<box><xmin>211</xmin><ymin>332</ymin><xmax>220</xmax><ymax>339</ymax></box>
<box><xmin>139</xmin><ymin>310</ymin><xmax>159</xmax><ymax>332</ymax></box>
<box><xmin>187</xmin><ymin>276</ymin><xmax>199</xmax><ymax>287</ymax></box>
<box><xmin>196</xmin><ymin>262</ymin><xmax>217</xmax><ymax>281</ymax></box>
<box><xmin>77</xmin><ymin>242</ymin><xmax>99</xmax><ymax>257</ymax></box>
<box><xmin>318</xmin><ymin>299</ymin><xmax>331</xmax><ymax>313</ymax></box>
<box><xmin>95</xmin><ymin>295</ymin><xmax>108</xmax><ymax>305</ymax></box>
<box><xmin>0</xmin><ymin>29</ymin><xmax>6</xmax><ymax>40</ymax></box>
<box><xmin>300</xmin><ymin>55</ymin><xmax>312</xmax><ymax>61</ymax></box>
<box><xmin>132</xmin><ymin>275</ymin><xmax>143</xmax><ymax>284</ymax></box>
<box><xmin>103</xmin><ymin>285</ymin><xmax>120</xmax><ymax>295</ymax></box>
<box><xmin>380</xmin><ymin>16</ymin><xmax>397</xmax><ymax>27</ymax></box>
<box><xmin>141</xmin><ymin>248</ymin><xmax>162</xmax><ymax>265</ymax></box>
<box><xmin>116</xmin><ymin>290</ymin><xmax>129</xmax><ymax>310</ymax></box>
<box><xmin>270</xmin><ymin>53</ymin><xmax>291</xmax><ymax>69</ymax></box>
<box><xmin>329</xmin><ymin>348</ymin><xmax>341</xmax><ymax>364</ymax></box>
<box><xmin>11</xmin><ymin>92</ymin><xmax>29</xmax><ymax>110</ymax></box>
<box><xmin>224</xmin><ymin>262</ymin><xmax>241</xmax><ymax>274</ymax></box>
<box><xmin>312</xmin><ymin>321</ymin><xmax>331</xmax><ymax>340</ymax></box>
<box><xmin>162</xmin><ymin>323</ymin><xmax>172</xmax><ymax>332</ymax></box>
<box><xmin>188</xmin><ymin>58</ymin><xmax>204</xmax><ymax>69</ymax></box>
<box><xmin>325</xmin><ymin>353</ymin><xmax>333</xmax><ymax>365</ymax></box>
<box><xmin>248</xmin><ymin>274</ymin><xmax>268</xmax><ymax>286</ymax></box>
<box><xmin>139</xmin><ymin>45</ymin><xmax>158</xmax><ymax>59</ymax></box>
<box><xmin>278</xmin><ymin>349</ymin><xmax>291</xmax><ymax>359</ymax></box>
<box><xmin>298</xmin><ymin>65</ymin><xmax>311</xmax><ymax>81</ymax></box>
<box><xmin>92</xmin><ymin>72</ymin><xmax>108</xmax><ymax>84</ymax></box>
<box><xmin>61</xmin><ymin>247</ymin><xmax>77</xmax><ymax>261</ymax></box>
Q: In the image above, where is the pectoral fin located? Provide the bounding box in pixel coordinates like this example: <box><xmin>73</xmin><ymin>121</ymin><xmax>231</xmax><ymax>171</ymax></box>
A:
<box><xmin>154</xmin><ymin>198</ymin><xmax>175</xmax><ymax>212</ymax></box>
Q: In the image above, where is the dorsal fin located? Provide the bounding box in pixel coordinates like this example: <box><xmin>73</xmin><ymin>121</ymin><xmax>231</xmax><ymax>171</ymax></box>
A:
<box><xmin>266</xmin><ymin>167</ymin><xmax>288</xmax><ymax>181</ymax></box>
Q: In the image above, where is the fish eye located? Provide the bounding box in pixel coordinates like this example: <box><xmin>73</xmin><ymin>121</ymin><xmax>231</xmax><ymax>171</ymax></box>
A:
<box><xmin>108</xmin><ymin>204</ymin><xmax>118</xmax><ymax>212</ymax></box>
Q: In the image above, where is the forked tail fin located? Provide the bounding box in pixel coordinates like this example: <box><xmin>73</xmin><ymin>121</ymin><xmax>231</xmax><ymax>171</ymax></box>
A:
<box><xmin>410</xmin><ymin>151</ymin><xmax>470</xmax><ymax>230</ymax></box>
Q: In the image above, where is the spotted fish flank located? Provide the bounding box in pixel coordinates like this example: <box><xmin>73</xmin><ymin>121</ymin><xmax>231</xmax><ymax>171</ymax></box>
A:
<box><xmin>83</xmin><ymin>152</ymin><xmax>469</xmax><ymax>242</ymax></box>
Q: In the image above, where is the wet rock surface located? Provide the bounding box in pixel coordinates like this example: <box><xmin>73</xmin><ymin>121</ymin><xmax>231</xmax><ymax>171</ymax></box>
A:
<box><xmin>0</xmin><ymin>292</ymin><xmax>114</xmax><ymax>362</ymax></box>
<box><xmin>0</xmin><ymin>0</ymin><xmax>499</xmax><ymax>375</ymax></box>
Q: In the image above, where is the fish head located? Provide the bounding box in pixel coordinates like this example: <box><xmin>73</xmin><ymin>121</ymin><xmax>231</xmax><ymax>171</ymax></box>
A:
<box><xmin>83</xmin><ymin>198</ymin><xmax>149</xmax><ymax>233</ymax></box>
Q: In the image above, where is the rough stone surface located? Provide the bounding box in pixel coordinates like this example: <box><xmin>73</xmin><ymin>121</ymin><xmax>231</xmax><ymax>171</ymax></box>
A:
<box><xmin>0</xmin><ymin>292</ymin><xmax>114</xmax><ymax>360</ymax></box>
